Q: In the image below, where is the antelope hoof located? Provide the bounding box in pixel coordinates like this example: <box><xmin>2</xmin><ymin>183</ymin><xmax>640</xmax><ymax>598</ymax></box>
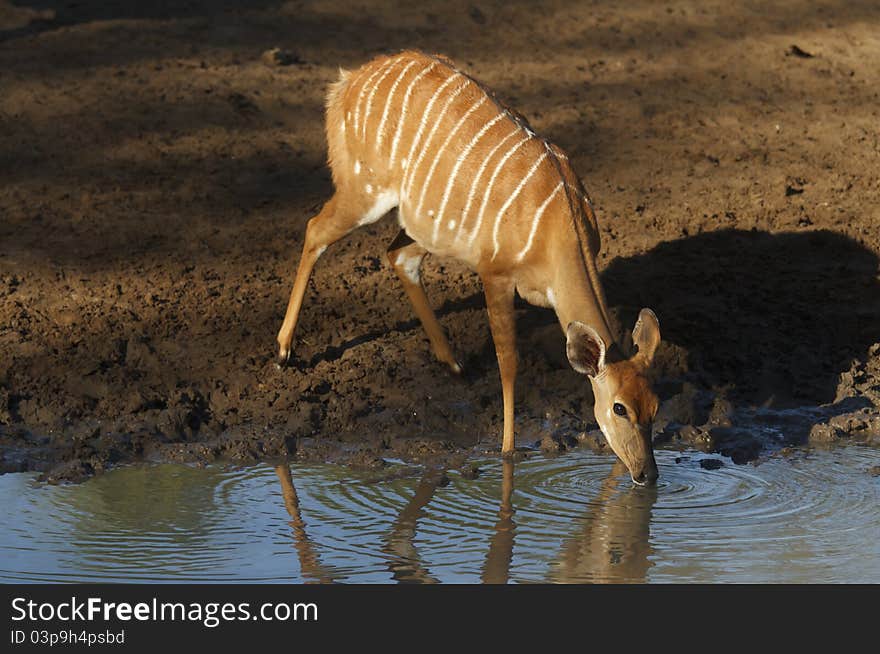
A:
<box><xmin>434</xmin><ymin>349</ymin><xmax>463</xmax><ymax>375</ymax></box>
<box><xmin>276</xmin><ymin>347</ymin><xmax>291</xmax><ymax>368</ymax></box>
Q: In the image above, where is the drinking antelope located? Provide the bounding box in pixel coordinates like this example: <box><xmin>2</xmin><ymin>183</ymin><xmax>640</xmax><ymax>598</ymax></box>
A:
<box><xmin>276</xmin><ymin>51</ymin><xmax>662</xmax><ymax>485</ymax></box>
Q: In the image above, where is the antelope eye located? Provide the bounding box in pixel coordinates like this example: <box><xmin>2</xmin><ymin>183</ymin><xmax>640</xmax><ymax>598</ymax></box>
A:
<box><xmin>612</xmin><ymin>402</ymin><xmax>627</xmax><ymax>417</ymax></box>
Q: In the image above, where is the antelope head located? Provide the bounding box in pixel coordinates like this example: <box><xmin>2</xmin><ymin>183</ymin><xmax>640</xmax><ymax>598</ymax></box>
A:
<box><xmin>566</xmin><ymin>309</ymin><xmax>661</xmax><ymax>486</ymax></box>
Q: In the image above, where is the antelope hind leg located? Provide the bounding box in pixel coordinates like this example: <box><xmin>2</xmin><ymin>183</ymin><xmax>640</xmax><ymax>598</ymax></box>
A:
<box><xmin>386</xmin><ymin>229</ymin><xmax>462</xmax><ymax>374</ymax></box>
<box><xmin>276</xmin><ymin>193</ymin><xmax>369</xmax><ymax>366</ymax></box>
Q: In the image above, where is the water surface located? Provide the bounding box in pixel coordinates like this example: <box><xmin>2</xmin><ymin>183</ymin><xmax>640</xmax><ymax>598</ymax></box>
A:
<box><xmin>1</xmin><ymin>448</ymin><xmax>878</xmax><ymax>583</ymax></box>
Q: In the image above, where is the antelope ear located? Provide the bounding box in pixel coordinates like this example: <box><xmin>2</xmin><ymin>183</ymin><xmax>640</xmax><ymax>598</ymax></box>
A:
<box><xmin>566</xmin><ymin>321</ymin><xmax>606</xmax><ymax>377</ymax></box>
<box><xmin>632</xmin><ymin>308</ymin><xmax>661</xmax><ymax>364</ymax></box>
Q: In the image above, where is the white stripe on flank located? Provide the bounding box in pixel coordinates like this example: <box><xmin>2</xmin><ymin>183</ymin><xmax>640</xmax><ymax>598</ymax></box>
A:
<box><xmin>375</xmin><ymin>60</ymin><xmax>417</xmax><ymax>150</ymax></box>
<box><xmin>400</xmin><ymin>73</ymin><xmax>463</xmax><ymax>193</ymax></box>
<box><xmin>389</xmin><ymin>62</ymin><xmax>439</xmax><ymax>168</ymax></box>
<box><xmin>515</xmin><ymin>181</ymin><xmax>563</xmax><ymax>262</ymax></box>
<box><xmin>353</xmin><ymin>59</ymin><xmax>393</xmax><ymax>136</ymax></box>
<box><xmin>431</xmin><ymin>111</ymin><xmax>505</xmax><ymax>243</ymax></box>
<box><xmin>491</xmin><ymin>152</ymin><xmax>548</xmax><ymax>259</ymax></box>
<box><xmin>403</xmin><ymin>79</ymin><xmax>471</xmax><ymax>204</ymax></box>
<box><xmin>419</xmin><ymin>95</ymin><xmax>490</xmax><ymax>242</ymax></box>
<box><xmin>453</xmin><ymin>125</ymin><xmax>521</xmax><ymax>244</ymax></box>
<box><xmin>361</xmin><ymin>60</ymin><xmax>400</xmax><ymax>140</ymax></box>
<box><xmin>466</xmin><ymin>134</ymin><xmax>533</xmax><ymax>247</ymax></box>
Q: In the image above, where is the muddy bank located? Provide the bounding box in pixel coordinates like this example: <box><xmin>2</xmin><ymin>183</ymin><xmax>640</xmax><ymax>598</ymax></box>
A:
<box><xmin>1</xmin><ymin>1</ymin><xmax>879</xmax><ymax>481</ymax></box>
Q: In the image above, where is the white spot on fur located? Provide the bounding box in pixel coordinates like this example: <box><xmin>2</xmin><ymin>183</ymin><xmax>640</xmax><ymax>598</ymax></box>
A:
<box><xmin>448</xmin><ymin>220</ymin><xmax>456</xmax><ymax>229</ymax></box>
<box><xmin>546</xmin><ymin>287</ymin><xmax>556</xmax><ymax>307</ymax></box>
<box><xmin>395</xmin><ymin>252</ymin><xmax>421</xmax><ymax>283</ymax></box>
<box><xmin>354</xmin><ymin>160</ymin><xmax>361</xmax><ymax>175</ymax></box>
<box><xmin>427</xmin><ymin>210</ymin><xmax>434</xmax><ymax>217</ymax></box>
<box><xmin>401</xmin><ymin>158</ymin><xmax>408</xmax><ymax>170</ymax></box>
<box><xmin>365</xmin><ymin>184</ymin><xmax>373</xmax><ymax>194</ymax></box>
<box><xmin>357</xmin><ymin>189</ymin><xmax>398</xmax><ymax>226</ymax></box>
<box><xmin>341</xmin><ymin>119</ymin><xmax>346</xmax><ymax>133</ymax></box>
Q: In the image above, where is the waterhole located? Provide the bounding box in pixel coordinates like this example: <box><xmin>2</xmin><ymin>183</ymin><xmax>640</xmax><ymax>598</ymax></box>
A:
<box><xmin>1</xmin><ymin>447</ymin><xmax>878</xmax><ymax>583</ymax></box>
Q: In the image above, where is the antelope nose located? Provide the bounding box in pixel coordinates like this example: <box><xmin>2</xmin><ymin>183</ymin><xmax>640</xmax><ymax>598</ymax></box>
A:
<box><xmin>633</xmin><ymin>466</ymin><xmax>658</xmax><ymax>486</ymax></box>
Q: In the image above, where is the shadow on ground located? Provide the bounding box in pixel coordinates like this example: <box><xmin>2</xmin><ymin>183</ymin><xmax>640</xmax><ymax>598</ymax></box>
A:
<box><xmin>604</xmin><ymin>229</ymin><xmax>880</xmax><ymax>406</ymax></box>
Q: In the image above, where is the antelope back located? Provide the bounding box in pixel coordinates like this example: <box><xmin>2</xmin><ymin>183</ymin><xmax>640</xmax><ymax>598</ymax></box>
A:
<box><xmin>325</xmin><ymin>51</ymin><xmax>591</xmax><ymax>270</ymax></box>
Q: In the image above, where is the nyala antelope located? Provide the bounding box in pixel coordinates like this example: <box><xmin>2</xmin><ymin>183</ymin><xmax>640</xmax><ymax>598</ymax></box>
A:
<box><xmin>277</xmin><ymin>51</ymin><xmax>662</xmax><ymax>485</ymax></box>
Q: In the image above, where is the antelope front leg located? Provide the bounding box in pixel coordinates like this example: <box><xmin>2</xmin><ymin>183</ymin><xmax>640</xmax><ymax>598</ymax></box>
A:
<box><xmin>482</xmin><ymin>274</ymin><xmax>517</xmax><ymax>454</ymax></box>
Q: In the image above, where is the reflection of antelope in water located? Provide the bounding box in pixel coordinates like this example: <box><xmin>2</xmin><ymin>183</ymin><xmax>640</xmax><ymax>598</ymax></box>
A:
<box><xmin>381</xmin><ymin>462</ymin><xmax>517</xmax><ymax>584</ymax></box>
<box><xmin>382</xmin><ymin>468</ymin><xmax>446</xmax><ymax>584</ymax></box>
<box><xmin>482</xmin><ymin>459</ymin><xmax>516</xmax><ymax>584</ymax></box>
<box><xmin>276</xmin><ymin>462</ymin><xmax>444</xmax><ymax>583</ymax></box>
<box><xmin>274</xmin><ymin>463</ymin><xmax>338</xmax><ymax>583</ymax></box>
<box><xmin>550</xmin><ymin>461</ymin><xmax>656</xmax><ymax>583</ymax></box>
<box><xmin>481</xmin><ymin>459</ymin><xmax>655</xmax><ymax>584</ymax></box>
<box><xmin>275</xmin><ymin>459</ymin><xmax>652</xmax><ymax>583</ymax></box>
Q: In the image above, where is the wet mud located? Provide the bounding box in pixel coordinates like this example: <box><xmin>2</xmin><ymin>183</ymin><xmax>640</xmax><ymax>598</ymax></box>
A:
<box><xmin>1</xmin><ymin>1</ymin><xmax>879</xmax><ymax>481</ymax></box>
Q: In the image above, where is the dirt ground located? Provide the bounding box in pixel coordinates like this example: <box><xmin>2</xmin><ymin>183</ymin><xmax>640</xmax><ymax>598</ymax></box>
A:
<box><xmin>1</xmin><ymin>0</ymin><xmax>878</xmax><ymax>482</ymax></box>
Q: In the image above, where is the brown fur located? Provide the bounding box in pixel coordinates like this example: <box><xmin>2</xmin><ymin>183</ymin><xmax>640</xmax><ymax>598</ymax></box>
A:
<box><xmin>606</xmin><ymin>361</ymin><xmax>659</xmax><ymax>425</ymax></box>
<box><xmin>276</xmin><ymin>51</ymin><xmax>662</xmax><ymax>479</ymax></box>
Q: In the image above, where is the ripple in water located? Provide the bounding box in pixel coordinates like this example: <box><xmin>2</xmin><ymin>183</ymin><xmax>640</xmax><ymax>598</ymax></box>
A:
<box><xmin>0</xmin><ymin>447</ymin><xmax>877</xmax><ymax>583</ymax></box>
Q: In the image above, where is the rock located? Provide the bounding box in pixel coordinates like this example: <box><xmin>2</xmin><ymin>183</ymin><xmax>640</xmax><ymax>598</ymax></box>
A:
<box><xmin>39</xmin><ymin>458</ymin><xmax>95</xmax><ymax>484</ymax></box>
<box><xmin>0</xmin><ymin>386</ymin><xmax>11</xmax><ymax>425</ymax></box>
<box><xmin>656</xmin><ymin>382</ymin><xmax>712</xmax><ymax>429</ymax></box>
<box><xmin>538</xmin><ymin>428</ymin><xmax>579</xmax><ymax>454</ymax></box>
<box><xmin>0</xmin><ymin>2</ymin><xmax>54</xmax><ymax>31</ymax></box>
<box><xmin>469</xmin><ymin>6</ymin><xmax>487</xmax><ymax>25</ymax></box>
<box><xmin>261</xmin><ymin>48</ymin><xmax>304</xmax><ymax>66</ymax></box>
<box><xmin>459</xmin><ymin>464</ymin><xmax>481</xmax><ymax>479</ymax></box>
<box><xmin>710</xmin><ymin>426</ymin><xmax>764</xmax><ymax>463</ymax></box>
<box><xmin>539</xmin><ymin>433</ymin><xmax>563</xmax><ymax>453</ymax></box>
<box><xmin>809</xmin><ymin>410</ymin><xmax>880</xmax><ymax>445</ymax></box>
<box><xmin>788</xmin><ymin>44</ymin><xmax>815</xmax><ymax>58</ymax></box>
